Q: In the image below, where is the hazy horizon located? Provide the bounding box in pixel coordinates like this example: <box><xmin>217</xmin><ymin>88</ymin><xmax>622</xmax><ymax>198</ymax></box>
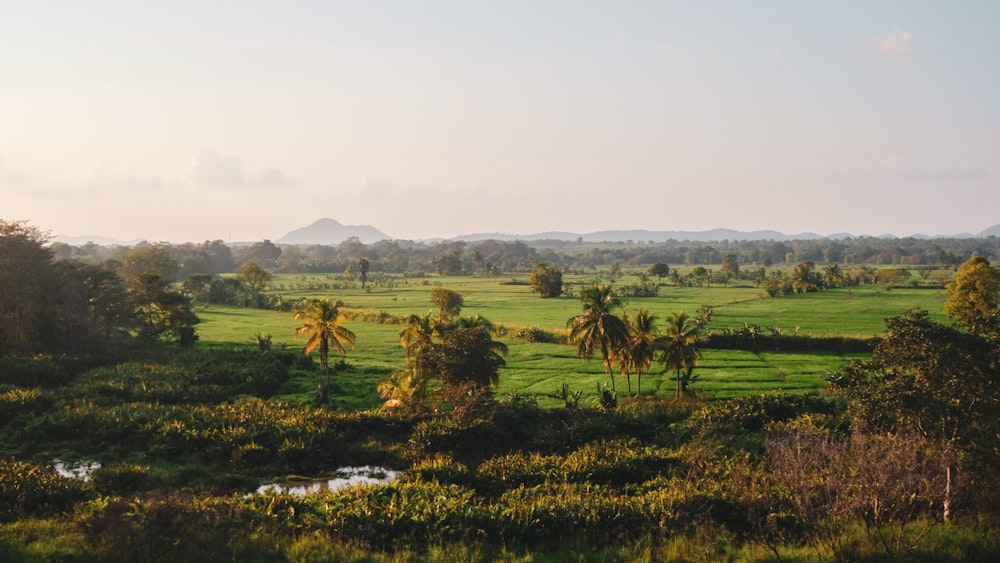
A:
<box><xmin>3</xmin><ymin>2</ymin><xmax>998</xmax><ymax>242</ymax></box>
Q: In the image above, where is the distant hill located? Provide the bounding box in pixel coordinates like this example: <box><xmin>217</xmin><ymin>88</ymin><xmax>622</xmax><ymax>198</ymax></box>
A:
<box><xmin>979</xmin><ymin>224</ymin><xmax>1000</xmax><ymax>237</ymax></box>
<box><xmin>276</xmin><ymin>218</ymin><xmax>391</xmax><ymax>245</ymax></box>
<box><xmin>452</xmin><ymin>228</ymin><xmax>825</xmax><ymax>243</ymax></box>
<box><xmin>50</xmin><ymin>221</ymin><xmax>1000</xmax><ymax>247</ymax></box>
<box><xmin>51</xmin><ymin>234</ymin><xmax>135</xmax><ymax>246</ymax></box>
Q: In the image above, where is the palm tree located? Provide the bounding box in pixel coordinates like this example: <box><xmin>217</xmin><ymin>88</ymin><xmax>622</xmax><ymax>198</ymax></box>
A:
<box><xmin>454</xmin><ymin>314</ymin><xmax>509</xmax><ymax>356</ymax></box>
<box><xmin>566</xmin><ymin>285</ymin><xmax>629</xmax><ymax>392</ymax></box>
<box><xmin>791</xmin><ymin>261</ymin><xmax>820</xmax><ymax>293</ymax></box>
<box><xmin>377</xmin><ymin>368</ymin><xmax>432</xmax><ymax>413</ymax></box>
<box><xmin>398</xmin><ymin>312</ymin><xmax>440</xmax><ymax>364</ymax></box>
<box><xmin>659</xmin><ymin>311</ymin><xmax>701</xmax><ymax>398</ymax></box>
<box><xmin>294</xmin><ymin>298</ymin><xmax>357</xmax><ymax>402</ymax></box>
<box><xmin>824</xmin><ymin>263</ymin><xmax>846</xmax><ymax>288</ymax></box>
<box><xmin>623</xmin><ymin>308</ymin><xmax>660</xmax><ymax>397</ymax></box>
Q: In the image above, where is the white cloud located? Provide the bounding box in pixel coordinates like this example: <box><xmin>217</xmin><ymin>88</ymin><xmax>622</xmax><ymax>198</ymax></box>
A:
<box><xmin>254</xmin><ymin>169</ymin><xmax>295</xmax><ymax>188</ymax></box>
<box><xmin>876</xmin><ymin>26</ymin><xmax>916</xmax><ymax>58</ymax></box>
<box><xmin>189</xmin><ymin>151</ymin><xmax>295</xmax><ymax>189</ymax></box>
<box><xmin>190</xmin><ymin>150</ymin><xmax>245</xmax><ymax>187</ymax></box>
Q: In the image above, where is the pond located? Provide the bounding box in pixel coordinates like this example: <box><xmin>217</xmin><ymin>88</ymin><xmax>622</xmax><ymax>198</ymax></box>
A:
<box><xmin>255</xmin><ymin>466</ymin><xmax>400</xmax><ymax>496</ymax></box>
<box><xmin>52</xmin><ymin>459</ymin><xmax>101</xmax><ymax>481</ymax></box>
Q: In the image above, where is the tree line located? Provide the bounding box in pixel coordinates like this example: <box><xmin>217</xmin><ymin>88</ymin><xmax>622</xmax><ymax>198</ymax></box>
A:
<box><xmin>0</xmin><ymin>221</ymin><xmax>200</xmax><ymax>356</ymax></box>
<box><xmin>47</xmin><ymin>232</ymin><xmax>1000</xmax><ymax>279</ymax></box>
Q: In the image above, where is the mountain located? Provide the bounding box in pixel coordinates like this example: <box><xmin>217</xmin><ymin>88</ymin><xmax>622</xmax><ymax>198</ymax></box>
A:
<box><xmin>979</xmin><ymin>224</ymin><xmax>1000</xmax><ymax>237</ymax></box>
<box><xmin>276</xmin><ymin>218</ymin><xmax>391</xmax><ymax>245</ymax></box>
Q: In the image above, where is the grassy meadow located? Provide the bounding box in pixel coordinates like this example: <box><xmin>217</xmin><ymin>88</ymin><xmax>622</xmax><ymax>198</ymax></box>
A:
<box><xmin>196</xmin><ymin>271</ymin><xmax>947</xmax><ymax>408</ymax></box>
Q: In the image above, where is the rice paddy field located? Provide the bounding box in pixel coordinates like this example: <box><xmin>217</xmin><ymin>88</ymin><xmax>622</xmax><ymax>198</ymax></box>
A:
<box><xmin>196</xmin><ymin>272</ymin><xmax>949</xmax><ymax>408</ymax></box>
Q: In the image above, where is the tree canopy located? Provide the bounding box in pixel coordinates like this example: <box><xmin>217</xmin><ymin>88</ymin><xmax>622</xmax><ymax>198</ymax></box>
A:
<box><xmin>567</xmin><ymin>285</ymin><xmax>629</xmax><ymax>393</ymax></box>
<box><xmin>529</xmin><ymin>262</ymin><xmax>563</xmax><ymax>298</ymax></box>
<box><xmin>945</xmin><ymin>256</ymin><xmax>1000</xmax><ymax>336</ymax></box>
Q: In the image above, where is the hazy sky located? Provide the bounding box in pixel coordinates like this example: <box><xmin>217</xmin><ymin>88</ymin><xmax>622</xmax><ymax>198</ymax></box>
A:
<box><xmin>3</xmin><ymin>1</ymin><xmax>998</xmax><ymax>242</ymax></box>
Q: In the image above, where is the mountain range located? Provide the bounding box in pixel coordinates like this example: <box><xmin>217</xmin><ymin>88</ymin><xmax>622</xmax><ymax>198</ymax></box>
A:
<box><xmin>52</xmin><ymin>218</ymin><xmax>1000</xmax><ymax>246</ymax></box>
<box><xmin>274</xmin><ymin>220</ymin><xmax>1000</xmax><ymax>244</ymax></box>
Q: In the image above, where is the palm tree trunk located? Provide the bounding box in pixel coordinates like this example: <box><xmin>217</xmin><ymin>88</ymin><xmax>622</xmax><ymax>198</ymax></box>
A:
<box><xmin>944</xmin><ymin>464</ymin><xmax>954</xmax><ymax>523</ymax></box>
<box><xmin>605</xmin><ymin>360</ymin><xmax>616</xmax><ymax>393</ymax></box>
<box><xmin>636</xmin><ymin>369</ymin><xmax>642</xmax><ymax>396</ymax></box>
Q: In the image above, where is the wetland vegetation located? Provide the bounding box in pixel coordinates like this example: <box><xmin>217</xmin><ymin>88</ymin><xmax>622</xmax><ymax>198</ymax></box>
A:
<box><xmin>3</xmin><ymin>219</ymin><xmax>1000</xmax><ymax>561</ymax></box>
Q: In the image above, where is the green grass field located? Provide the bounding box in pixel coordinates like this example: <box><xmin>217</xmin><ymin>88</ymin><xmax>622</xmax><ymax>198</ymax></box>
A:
<box><xmin>196</xmin><ymin>273</ymin><xmax>948</xmax><ymax>408</ymax></box>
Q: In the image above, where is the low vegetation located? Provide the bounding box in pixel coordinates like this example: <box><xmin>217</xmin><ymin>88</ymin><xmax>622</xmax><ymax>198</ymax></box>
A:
<box><xmin>3</xmin><ymin>219</ymin><xmax>1000</xmax><ymax>561</ymax></box>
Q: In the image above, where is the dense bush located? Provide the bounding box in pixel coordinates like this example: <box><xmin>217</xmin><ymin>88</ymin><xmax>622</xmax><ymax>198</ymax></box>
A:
<box><xmin>0</xmin><ymin>341</ymin><xmax>997</xmax><ymax>560</ymax></box>
<box><xmin>0</xmin><ymin>460</ymin><xmax>92</xmax><ymax>522</ymax></box>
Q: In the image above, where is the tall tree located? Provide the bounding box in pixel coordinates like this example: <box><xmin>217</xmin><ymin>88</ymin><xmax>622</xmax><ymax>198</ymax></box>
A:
<box><xmin>421</xmin><ymin>326</ymin><xmax>505</xmax><ymax>390</ymax></box>
<box><xmin>791</xmin><ymin>261</ymin><xmax>820</xmax><ymax>293</ymax></box>
<box><xmin>398</xmin><ymin>312</ymin><xmax>441</xmax><ymax>365</ymax></box>
<box><xmin>0</xmin><ymin>220</ymin><xmax>58</xmax><ymax>354</ymax></box>
<box><xmin>357</xmin><ymin>258</ymin><xmax>370</xmax><ymax>289</ymax></box>
<box><xmin>823</xmin><ymin>263</ymin><xmax>846</xmax><ymax>288</ymax></box>
<box><xmin>647</xmin><ymin>263</ymin><xmax>670</xmax><ymax>282</ymax></box>
<box><xmin>129</xmin><ymin>273</ymin><xmax>199</xmax><ymax>347</ymax></box>
<box><xmin>55</xmin><ymin>262</ymin><xmax>133</xmax><ymax>352</ymax></box>
<box><xmin>566</xmin><ymin>285</ymin><xmax>629</xmax><ymax>392</ymax></box>
<box><xmin>659</xmin><ymin>311</ymin><xmax>701</xmax><ymax>398</ymax></box>
<box><xmin>529</xmin><ymin>262</ymin><xmax>563</xmax><ymax>298</ymax></box>
<box><xmin>945</xmin><ymin>256</ymin><xmax>1000</xmax><ymax>336</ymax></box>
<box><xmin>429</xmin><ymin>287</ymin><xmax>464</xmax><ymax>322</ymax></box>
<box><xmin>720</xmin><ymin>254</ymin><xmax>740</xmax><ymax>279</ymax></box>
<box><xmin>294</xmin><ymin>298</ymin><xmax>357</xmax><ymax>403</ymax></box>
<box><xmin>240</xmin><ymin>239</ymin><xmax>282</xmax><ymax>268</ymax></box>
<box><xmin>841</xmin><ymin>310</ymin><xmax>1000</xmax><ymax>521</ymax></box>
<box><xmin>117</xmin><ymin>245</ymin><xmax>180</xmax><ymax>286</ymax></box>
<box><xmin>622</xmin><ymin>308</ymin><xmax>660</xmax><ymax>397</ymax></box>
<box><xmin>235</xmin><ymin>261</ymin><xmax>272</xmax><ymax>299</ymax></box>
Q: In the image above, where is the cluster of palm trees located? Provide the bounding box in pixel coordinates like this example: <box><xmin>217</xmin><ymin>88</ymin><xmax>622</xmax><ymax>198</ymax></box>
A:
<box><xmin>381</xmin><ymin>309</ymin><xmax>508</xmax><ymax>411</ymax></box>
<box><xmin>566</xmin><ymin>285</ymin><xmax>702</xmax><ymax>398</ymax></box>
<box><xmin>292</xmin><ymin>286</ymin><xmax>702</xmax><ymax>408</ymax></box>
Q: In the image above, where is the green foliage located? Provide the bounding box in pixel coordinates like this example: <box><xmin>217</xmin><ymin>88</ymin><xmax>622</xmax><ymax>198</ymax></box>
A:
<box><xmin>429</xmin><ymin>287</ymin><xmax>464</xmax><ymax>321</ymax></box>
<box><xmin>567</xmin><ymin>285</ymin><xmax>629</xmax><ymax>392</ymax></box>
<box><xmin>0</xmin><ymin>221</ymin><xmax>137</xmax><ymax>356</ymax></box>
<box><xmin>91</xmin><ymin>463</ymin><xmax>152</xmax><ymax>496</ymax></box>
<box><xmin>81</xmin><ymin>492</ymin><xmax>272</xmax><ymax>562</ymax></box>
<box><xmin>945</xmin><ymin>256</ymin><xmax>1000</xmax><ymax>335</ymax></box>
<box><xmin>647</xmin><ymin>262</ymin><xmax>670</xmax><ymax>281</ymax></box>
<box><xmin>511</xmin><ymin>325</ymin><xmax>555</xmax><ymax>343</ymax></box>
<box><xmin>236</xmin><ymin>260</ymin><xmax>274</xmax><ymax>297</ymax></box>
<box><xmin>659</xmin><ymin>311</ymin><xmax>702</xmax><ymax>398</ymax></box>
<box><xmin>421</xmin><ymin>327</ymin><xmax>505</xmax><ymax>390</ymax></box>
<box><xmin>0</xmin><ymin>459</ymin><xmax>92</xmax><ymax>522</ymax></box>
<box><xmin>840</xmin><ymin>310</ymin><xmax>1000</xmax><ymax>518</ymax></box>
<box><xmin>130</xmin><ymin>273</ymin><xmax>200</xmax><ymax>346</ymax></box>
<box><xmin>529</xmin><ymin>262</ymin><xmax>563</xmax><ymax>298</ymax></box>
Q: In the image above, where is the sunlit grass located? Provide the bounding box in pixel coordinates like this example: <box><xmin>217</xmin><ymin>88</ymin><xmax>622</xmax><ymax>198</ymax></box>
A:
<box><xmin>194</xmin><ymin>273</ymin><xmax>946</xmax><ymax>408</ymax></box>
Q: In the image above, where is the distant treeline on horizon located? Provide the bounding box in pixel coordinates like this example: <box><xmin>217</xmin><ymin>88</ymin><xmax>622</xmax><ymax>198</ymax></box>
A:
<box><xmin>48</xmin><ymin>233</ymin><xmax>1000</xmax><ymax>278</ymax></box>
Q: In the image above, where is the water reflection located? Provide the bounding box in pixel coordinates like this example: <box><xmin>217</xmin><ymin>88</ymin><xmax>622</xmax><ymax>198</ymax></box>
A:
<box><xmin>255</xmin><ymin>466</ymin><xmax>400</xmax><ymax>496</ymax></box>
<box><xmin>52</xmin><ymin>459</ymin><xmax>101</xmax><ymax>481</ymax></box>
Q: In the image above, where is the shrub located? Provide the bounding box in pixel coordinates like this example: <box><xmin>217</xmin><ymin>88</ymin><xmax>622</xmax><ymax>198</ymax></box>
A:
<box><xmin>0</xmin><ymin>459</ymin><xmax>92</xmax><ymax>522</ymax></box>
<box><xmin>91</xmin><ymin>464</ymin><xmax>152</xmax><ymax>496</ymax></box>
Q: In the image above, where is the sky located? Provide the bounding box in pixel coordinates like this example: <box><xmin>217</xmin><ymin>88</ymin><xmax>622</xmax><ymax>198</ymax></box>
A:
<box><xmin>2</xmin><ymin>1</ymin><xmax>999</xmax><ymax>243</ymax></box>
